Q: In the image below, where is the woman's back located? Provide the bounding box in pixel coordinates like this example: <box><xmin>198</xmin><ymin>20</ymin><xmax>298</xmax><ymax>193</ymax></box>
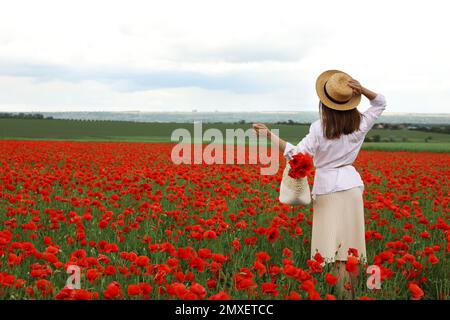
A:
<box><xmin>283</xmin><ymin>94</ymin><xmax>387</xmax><ymax>198</ymax></box>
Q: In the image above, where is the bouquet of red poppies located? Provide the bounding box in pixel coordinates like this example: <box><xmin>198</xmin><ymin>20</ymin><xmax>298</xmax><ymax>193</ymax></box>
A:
<box><xmin>288</xmin><ymin>152</ymin><xmax>314</xmax><ymax>179</ymax></box>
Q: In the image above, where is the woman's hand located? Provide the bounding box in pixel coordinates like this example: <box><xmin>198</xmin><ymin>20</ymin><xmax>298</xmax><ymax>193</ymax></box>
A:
<box><xmin>348</xmin><ymin>79</ymin><xmax>362</xmax><ymax>96</ymax></box>
<box><xmin>252</xmin><ymin>123</ymin><xmax>271</xmax><ymax>137</ymax></box>
<box><xmin>253</xmin><ymin>123</ymin><xmax>287</xmax><ymax>154</ymax></box>
<box><xmin>348</xmin><ymin>79</ymin><xmax>378</xmax><ymax>101</ymax></box>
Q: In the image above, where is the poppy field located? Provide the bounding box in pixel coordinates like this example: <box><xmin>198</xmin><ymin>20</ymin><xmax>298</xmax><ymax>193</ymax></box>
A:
<box><xmin>0</xmin><ymin>140</ymin><xmax>449</xmax><ymax>300</ymax></box>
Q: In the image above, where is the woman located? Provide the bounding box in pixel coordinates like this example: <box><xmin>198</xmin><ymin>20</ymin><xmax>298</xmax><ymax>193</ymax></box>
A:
<box><xmin>253</xmin><ymin>70</ymin><xmax>387</xmax><ymax>299</ymax></box>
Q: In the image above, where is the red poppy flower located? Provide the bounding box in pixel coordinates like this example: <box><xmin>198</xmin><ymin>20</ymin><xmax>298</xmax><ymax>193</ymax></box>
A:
<box><xmin>267</xmin><ymin>228</ymin><xmax>280</xmax><ymax>242</ymax></box>
<box><xmin>104</xmin><ymin>265</ymin><xmax>116</xmax><ymax>276</ymax></box>
<box><xmin>140</xmin><ymin>283</ymin><xmax>153</xmax><ymax>296</ymax></box>
<box><xmin>203</xmin><ymin>230</ymin><xmax>217</xmax><ymax>239</ymax></box>
<box><xmin>198</xmin><ymin>248</ymin><xmax>212</xmax><ymax>259</ymax></box>
<box><xmin>427</xmin><ymin>254</ymin><xmax>439</xmax><ymax>265</ymax></box>
<box><xmin>253</xmin><ymin>261</ymin><xmax>267</xmax><ymax>277</ymax></box>
<box><xmin>208</xmin><ymin>292</ymin><xmax>230</xmax><ymax>300</ymax></box>
<box><xmin>256</xmin><ymin>252</ymin><xmax>270</xmax><ymax>262</ymax></box>
<box><xmin>261</xmin><ymin>282</ymin><xmax>278</xmax><ymax>297</ymax></box>
<box><xmin>127</xmin><ymin>284</ymin><xmax>141</xmax><ymax>296</ymax></box>
<box><xmin>206</xmin><ymin>279</ymin><xmax>217</xmax><ymax>289</ymax></box>
<box><xmin>136</xmin><ymin>255</ymin><xmax>150</xmax><ymax>267</ymax></box>
<box><xmin>55</xmin><ymin>288</ymin><xmax>97</xmax><ymax>300</ymax></box>
<box><xmin>347</xmin><ymin>248</ymin><xmax>359</xmax><ymax>257</ymax></box>
<box><xmin>345</xmin><ymin>256</ymin><xmax>359</xmax><ymax>274</ymax></box>
<box><xmin>104</xmin><ymin>281</ymin><xmax>123</xmax><ymax>299</ymax></box>
<box><xmin>190</xmin><ymin>282</ymin><xmax>207</xmax><ymax>299</ymax></box>
<box><xmin>313</xmin><ymin>252</ymin><xmax>324</xmax><ymax>264</ymax></box>
<box><xmin>282</xmin><ymin>248</ymin><xmax>292</xmax><ymax>258</ymax></box>
<box><xmin>288</xmin><ymin>152</ymin><xmax>314</xmax><ymax>179</ymax></box>
<box><xmin>86</xmin><ymin>269</ymin><xmax>100</xmax><ymax>283</ymax></box>
<box><xmin>408</xmin><ymin>283</ymin><xmax>424</xmax><ymax>300</ymax></box>
<box><xmin>286</xmin><ymin>290</ymin><xmax>301</xmax><ymax>300</ymax></box>
<box><xmin>325</xmin><ymin>273</ymin><xmax>338</xmax><ymax>286</ymax></box>
<box><xmin>359</xmin><ymin>296</ymin><xmax>376</xmax><ymax>300</ymax></box>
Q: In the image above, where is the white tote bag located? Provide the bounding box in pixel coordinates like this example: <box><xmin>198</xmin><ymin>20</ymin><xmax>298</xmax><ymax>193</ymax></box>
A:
<box><xmin>279</xmin><ymin>163</ymin><xmax>311</xmax><ymax>206</ymax></box>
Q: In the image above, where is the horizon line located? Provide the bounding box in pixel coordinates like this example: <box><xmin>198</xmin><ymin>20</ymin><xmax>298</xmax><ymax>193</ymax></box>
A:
<box><xmin>1</xmin><ymin>110</ymin><xmax>450</xmax><ymax>116</ymax></box>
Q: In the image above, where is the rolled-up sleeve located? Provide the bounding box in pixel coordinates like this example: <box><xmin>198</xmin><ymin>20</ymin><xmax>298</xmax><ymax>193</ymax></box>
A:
<box><xmin>283</xmin><ymin>142</ymin><xmax>297</xmax><ymax>159</ymax></box>
<box><xmin>283</xmin><ymin>121</ymin><xmax>319</xmax><ymax>159</ymax></box>
<box><xmin>360</xmin><ymin>94</ymin><xmax>387</xmax><ymax>133</ymax></box>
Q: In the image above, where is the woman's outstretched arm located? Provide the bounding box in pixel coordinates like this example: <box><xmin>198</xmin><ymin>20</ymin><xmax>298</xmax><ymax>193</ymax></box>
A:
<box><xmin>252</xmin><ymin>123</ymin><xmax>287</xmax><ymax>154</ymax></box>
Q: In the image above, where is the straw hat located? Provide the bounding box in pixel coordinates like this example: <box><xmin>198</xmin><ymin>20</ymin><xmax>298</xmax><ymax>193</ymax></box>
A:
<box><xmin>315</xmin><ymin>70</ymin><xmax>361</xmax><ymax>111</ymax></box>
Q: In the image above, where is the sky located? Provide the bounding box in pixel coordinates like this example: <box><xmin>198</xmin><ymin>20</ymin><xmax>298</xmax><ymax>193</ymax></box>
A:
<box><xmin>0</xmin><ymin>0</ymin><xmax>449</xmax><ymax>113</ymax></box>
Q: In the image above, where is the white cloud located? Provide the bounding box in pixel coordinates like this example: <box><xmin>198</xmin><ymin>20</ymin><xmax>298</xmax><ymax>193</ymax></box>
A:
<box><xmin>0</xmin><ymin>0</ymin><xmax>449</xmax><ymax>113</ymax></box>
<box><xmin>0</xmin><ymin>75</ymin><xmax>307</xmax><ymax>112</ymax></box>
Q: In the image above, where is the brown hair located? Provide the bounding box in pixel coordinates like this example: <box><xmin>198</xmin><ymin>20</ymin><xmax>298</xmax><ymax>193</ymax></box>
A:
<box><xmin>319</xmin><ymin>101</ymin><xmax>362</xmax><ymax>139</ymax></box>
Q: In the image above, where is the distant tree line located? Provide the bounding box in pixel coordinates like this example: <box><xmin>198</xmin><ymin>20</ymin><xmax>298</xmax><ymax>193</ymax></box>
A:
<box><xmin>364</xmin><ymin>134</ymin><xmax>437</xmax><ymax>143</ymax></box>
<box><xmin>273</xmin><ymin>120</ymin><xmax>311</xmax><ymax>126</ymax></box>
<box><xmin>0</xmin><ymin>112</ymin><xmax>53</xmax><ymax>120</ymax></box>
<box><xmin>237</xmin><ymin>119</ymin><xmax>311</xmax><ymax>125</ymax></box>
<box><xmin>407</xmin><ymin>124</ymin><xmax>450</xmax><ymax>134</ymax></box>
<box><xmin>372</xmin><ymin>122</ymin><xmax>450</xmax><ymax>133</ymax></box>
<box><xmin>364</xmin><ymin>135</ymin><xmax>413</xmax><ymax>143</ymax></box>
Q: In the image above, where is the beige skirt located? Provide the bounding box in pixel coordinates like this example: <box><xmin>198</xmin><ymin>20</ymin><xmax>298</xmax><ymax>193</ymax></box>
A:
<box><xmin>311</xmin><ymin>187</ymin><xmax>367</xmax><ymax>263</ymax></box>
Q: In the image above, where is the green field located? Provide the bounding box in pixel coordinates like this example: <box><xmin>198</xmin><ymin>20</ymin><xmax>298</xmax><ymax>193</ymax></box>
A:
<box><xmin>1</xmin><ymin>118</ymin><xmax>449</xmax><ymax>152</ymax></box>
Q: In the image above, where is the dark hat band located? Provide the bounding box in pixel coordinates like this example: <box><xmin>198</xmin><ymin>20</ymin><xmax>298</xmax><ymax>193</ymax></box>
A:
<box><xmin>323</xmin><ymin>81</ymin><xmax>351</xmax><ymax>105</ymax></box>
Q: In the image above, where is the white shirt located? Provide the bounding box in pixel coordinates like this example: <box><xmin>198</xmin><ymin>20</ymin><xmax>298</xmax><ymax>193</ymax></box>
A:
<box><xmin>284</xmin><ymin>94</ymin><xmax>387</xmax><ymax>200</ymax></box>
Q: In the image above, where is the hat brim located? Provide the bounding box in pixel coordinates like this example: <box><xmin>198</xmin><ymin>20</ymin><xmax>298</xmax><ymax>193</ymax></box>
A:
<box><xmin>315</xmin><ymin>69</ymin><xmax>361</xmax><ymax>111</ymax></box>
